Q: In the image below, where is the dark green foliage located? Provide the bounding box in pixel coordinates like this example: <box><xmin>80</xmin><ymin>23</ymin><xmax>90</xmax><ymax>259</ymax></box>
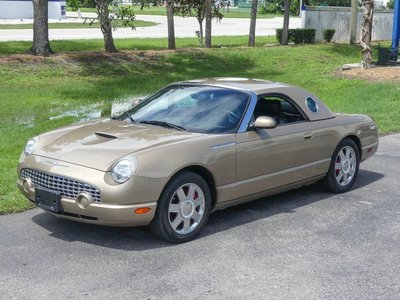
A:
<box><xmin>261</xmin><ymin>0</ymin><xmax>298</xmax><ymax>15</ymax></box>
<box><xmin>276</xmin><ymin>28</ymin><xmax>283</xmax><ymax>43</ymax></box>
<box><xmin>303</xmin><ymin>29</ymin><xmax>316</xmax><ymax>43</ymax></box>
<box><xmin>68</xmin><ymin>0</ymin><xmax>81</xmax><ymax>11</ymax></box>
<box><xmin>115</xmin><ymin>6</ymin><xmax>136</xmax><ymax>29</ymax></box>
<box><xmin>258</xmin><ymin>3</ymin><xmax>269</xmax><ymax>14</ymax></box>
<box><xmin>276</xmin><ymin>28</ymin><xmax>316</xmax><ymax>44</ymax></box>
<box><xmin>387</xmin><ymin>0</ymin><xmax>394</xmax><ymax>9</ymax></box>
<box><xmin>304</xmin><ymin>0</ymin><xmax>352</xmax><ymax>6</ymax></box>
<box><xmin>323</xmin><ymin>29</ymin><xmax>335</xmax><ymax>43</ymax></box>
<box><xmin>69</xmin><ymin>0</ymin><xmax>95</xmax><ymax>8</ymax></box>
<box><xmin>264</xmin><ymin>1</ymin><xmax>283</xmax><ymax>14</ymax></box>
<box><xmin>291</xmin><ymin>29</ymin><xmax>304</xmax><ymax>44</ymax></box>
<box><xmin>133</xmin><ymin>0</ymin><xmax>163</xmax><ymax>10</ymax></box>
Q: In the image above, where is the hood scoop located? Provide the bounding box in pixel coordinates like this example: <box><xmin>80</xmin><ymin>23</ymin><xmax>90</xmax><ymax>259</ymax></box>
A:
<box><xmin>79</xmin><ymin>132</ymin><xmax>118</xmax><ymax>146</ymax></box>
<box><xmin>95</xmin><ymin>132</ymin><xmax>118</xmax><ymax>139</ymax></box>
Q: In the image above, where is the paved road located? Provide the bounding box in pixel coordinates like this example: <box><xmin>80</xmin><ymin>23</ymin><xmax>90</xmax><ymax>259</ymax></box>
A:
<box><xmin>0</xmin><ymin>13</ymin><xmax>301</xmax><ymax>41</ymax></box>
<box><xmin>1</xmin><ymin>134</ymin><xmax>399</xmax><ymax>299</ymax></box>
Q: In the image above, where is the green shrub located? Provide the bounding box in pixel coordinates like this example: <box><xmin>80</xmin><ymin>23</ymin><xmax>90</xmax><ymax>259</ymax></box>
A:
<box><xmin>264</xmin><ymin>0</ymin><xmax>283</xmax><ymax>14</ymax></box>
<box><xmin>303</xmin><ymin>29</ymin><xmax>316</xmax><ymax>44</ymax></box>
<box><xmin>291</xmin><ymin>29</ymin><xmax>304</xmax><ymax>44</ymax></box>
<box><xmin>276</xmin><ymin>28</ymin><xmax>283</xmax><ymax>43</ymax></box>
<box><xmin>258</xmin><ymin>4</ymin><xmax>269</xmax><ymax>14</ymax></box>
<box><xmin>323</xmin><ymin>29</ymin><xmax>336</xmax><ymax>43</ymax></box>
<box><xmin>276</xmin><ymin>28</ymin><xmax>316</xmax><ymax>44</ymax></box>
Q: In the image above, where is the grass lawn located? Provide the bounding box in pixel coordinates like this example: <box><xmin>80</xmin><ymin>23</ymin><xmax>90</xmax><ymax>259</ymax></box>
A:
<box><xmin>0</xmin><ymin>35</ymin><xmax>275</xmax><ymax>54</ymax></box>
<box><xmin>0</xmin><ymin>20</ymin><xmax>157</xmax><ymax>30</ymax></box>
<box><xmin>0</xmin><ymin>37</ymin><xmax>399</xmax><ymax>214</ymax></box>
<box><xmin>77</xmin><ymin>5</ymin><xmax>278</xmax><ymax>18</ymax></box>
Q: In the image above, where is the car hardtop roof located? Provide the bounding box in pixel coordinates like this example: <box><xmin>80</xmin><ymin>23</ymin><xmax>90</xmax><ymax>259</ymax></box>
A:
<box><xmin>176</xmin><ymin>77</ymin><xmax>334</xmax><ymax>121</ymax></box>
<box><xmin>176</xmin><ymin>78</ymin><xmax>292</xmax><ymax>94</ymax></box>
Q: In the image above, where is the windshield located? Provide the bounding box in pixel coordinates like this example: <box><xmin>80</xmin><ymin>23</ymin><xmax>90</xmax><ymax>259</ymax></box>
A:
<box><xmin>117</xmin><ymin>85</ymin><xmax>250</xmax><ymax>134</ymax></box>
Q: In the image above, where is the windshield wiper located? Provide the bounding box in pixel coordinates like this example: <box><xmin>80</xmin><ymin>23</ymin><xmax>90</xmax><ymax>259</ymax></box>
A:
<box><xmin>140</xmin><ymin>120</ymin><xmax>186</xmax><ymax>131</ymax></box>
<box><xmin>111</xmin><ymin>112</ymin><xmax>135</xmax><ymax>123</ymax></box>
<box><xmin>122</xmin><ymin>112</ymin><xmax>136</xmax><ymax>123</ymax></box>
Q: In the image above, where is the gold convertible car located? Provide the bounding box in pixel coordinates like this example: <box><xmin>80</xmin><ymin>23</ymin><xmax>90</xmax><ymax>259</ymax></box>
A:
<box><xmin>17</xmin><ymin>78</ymin><xmax>378</xmax><ymax>242</ymax></box>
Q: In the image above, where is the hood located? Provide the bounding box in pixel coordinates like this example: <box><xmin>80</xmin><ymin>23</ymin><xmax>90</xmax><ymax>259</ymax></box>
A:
<box><xmin>33</xmin><ymin>119</ymin><xmax>203</xmax><ymax>171</ymax></box>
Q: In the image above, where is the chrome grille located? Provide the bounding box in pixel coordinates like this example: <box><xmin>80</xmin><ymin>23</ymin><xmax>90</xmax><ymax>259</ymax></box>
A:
<box><xmin>20</xmin><ymin>169</ymin><xmax>101</xmax><ymax>203</ymax></box>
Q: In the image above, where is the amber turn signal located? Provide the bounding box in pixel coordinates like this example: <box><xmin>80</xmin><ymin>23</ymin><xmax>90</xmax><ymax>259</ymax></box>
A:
<box><xmin>135</xmin><ymin>207</ymin><xmax>152</xmax><ymax>214</ymax></box>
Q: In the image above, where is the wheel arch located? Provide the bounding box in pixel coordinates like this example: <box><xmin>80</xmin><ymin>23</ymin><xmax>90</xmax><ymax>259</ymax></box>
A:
<box><xmin>168</xmin><ymin>165</ymin><xmax>217</xmax><ymax>211</ymax></box>
<box><xmin>342</xmin><ymin>134</ymin><xmax>362</xmax><ymax>157</ymax></box>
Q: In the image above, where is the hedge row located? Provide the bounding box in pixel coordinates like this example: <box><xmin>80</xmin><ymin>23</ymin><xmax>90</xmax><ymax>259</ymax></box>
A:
<box><xmin>276</xmin><ymin>29</ymin><xmax>317</xmax><ymax>44</ymax></box>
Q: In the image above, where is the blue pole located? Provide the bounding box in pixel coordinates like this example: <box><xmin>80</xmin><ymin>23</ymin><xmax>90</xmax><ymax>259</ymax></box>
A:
<box><xmin>392</xmin><ymin>0</ymin><xmax>400</xmax><ymax>60</ymax></box>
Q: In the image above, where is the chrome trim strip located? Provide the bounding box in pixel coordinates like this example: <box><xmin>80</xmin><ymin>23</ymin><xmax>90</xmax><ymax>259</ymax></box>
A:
<box><xmin>209</xmin><ymin>142</ymin><xmax>236</xmax><ymax>150</ymax></box>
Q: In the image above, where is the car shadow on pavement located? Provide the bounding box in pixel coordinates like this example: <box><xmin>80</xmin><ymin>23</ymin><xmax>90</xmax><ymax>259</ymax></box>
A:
<box><xmin>31</xmin><ymin>169</ymin><xmax>383</xmax><ymax>251</ymax></box>
<box><xmin>204</xmin><ymin>169</ymin><xmax>384</xmax><ymax>236</ymax></box>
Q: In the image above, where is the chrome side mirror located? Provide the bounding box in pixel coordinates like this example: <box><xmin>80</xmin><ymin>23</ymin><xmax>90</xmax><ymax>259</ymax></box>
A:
<box><xmin>250</xmin><ymin>116</ymin><xmax>277</xmax><ymax>129</ymax></box>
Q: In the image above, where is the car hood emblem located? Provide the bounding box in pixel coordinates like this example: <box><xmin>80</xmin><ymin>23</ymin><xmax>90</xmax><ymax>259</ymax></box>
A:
<box><xmin>45</xmin><ymin>160</ymin><xmax>69</xmax><ymax>167</ymax></box>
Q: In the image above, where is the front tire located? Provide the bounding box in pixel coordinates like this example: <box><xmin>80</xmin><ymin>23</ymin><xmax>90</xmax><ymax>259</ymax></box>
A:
<box><xmin>150</xmin><ymin>171</ymin><xmax>211</xmax><ymax>243</ymax></box>
<box><xmin>323</xmin><ymin>138</ymin><xmax>360</xmax><ymax>193</ymax></box>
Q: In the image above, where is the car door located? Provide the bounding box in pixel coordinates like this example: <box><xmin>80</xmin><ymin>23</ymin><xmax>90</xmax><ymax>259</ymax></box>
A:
<box><xmin>235</xmin><ymin>95</ymin><xmax>321</xmax><ymax>198</ymax></box>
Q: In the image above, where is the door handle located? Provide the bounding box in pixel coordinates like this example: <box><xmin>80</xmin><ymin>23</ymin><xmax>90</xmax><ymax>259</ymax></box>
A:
<box><xmin>304</xmin><ymin>132</ymin><xmax>314</xmax><ymax>140</ymax></box>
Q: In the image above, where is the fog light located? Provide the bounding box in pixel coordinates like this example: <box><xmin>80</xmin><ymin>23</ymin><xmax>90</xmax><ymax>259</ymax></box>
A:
<box><xmin>135</xmin><ymin>207</ymin><xmax>152</xmax><ymax>214</ymax></box>
<box><xmin>76</xmin><ymin>192</ymin><xmax>93</xmax><ymax>209</ymax></box>
<box><xmin>22</xmin><ymin>178</ymin><xmax>33</xmax><ymax>193</ymax></box>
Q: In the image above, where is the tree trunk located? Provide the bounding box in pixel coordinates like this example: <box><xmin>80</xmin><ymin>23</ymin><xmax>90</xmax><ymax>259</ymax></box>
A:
<box><xmin>198</xmin><ymin>19</ymin><xmax>204</xmax><ymax>46</ymax></box>
<box><xmin>96</xmin><ymin>0</ymin><xmax>117</xmax><ymax>52</ymax></box>
<box><xmin>281</xmin><ymin>0</ymin><xmax>291</xmax><ymax>45</ymax></box>
<box><xmin>140</xmin><ymin>1</ymin><xmax>145</xmax><ymax>10</ymax></box>
<box><xmin>166</xmin><ymin>0</ymin><xmax>176</xmax><ymax>50</ymax></box>
<box><xmin>205</xmin><ymin>0</ymin><xmax>212</xmax><ymax>48</ymax></box>
<box><xmin>30</xmin><ymin>0</ymin><xmax>52</xmax><ymax>56</ymax></box>
<box><xmin>361</xmin><ymin>0</ymin><xmax>374</xmax><ymax>69</ymax></box>
<box><xmin>248</xmin><ymin>0</ymin><xmax>258</xmax><ymax>47</ymax></box>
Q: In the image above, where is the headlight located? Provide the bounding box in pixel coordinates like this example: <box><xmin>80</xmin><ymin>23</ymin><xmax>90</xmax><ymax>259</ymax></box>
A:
<box><xmin>24</xmin><ymin>138</ymin><xmax>37</xmax><ymax>156</ymax></box>
<box><xmin>111</xmin><ymin>159</ymin><xmax>137</xmax><ymax>184</ymax></box>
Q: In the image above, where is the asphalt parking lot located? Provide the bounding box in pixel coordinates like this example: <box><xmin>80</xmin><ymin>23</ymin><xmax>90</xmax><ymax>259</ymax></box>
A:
<box><xmin>1</xmin><ymin>134</ymin><xmax>399</xmax><ymax>299</ymax></box>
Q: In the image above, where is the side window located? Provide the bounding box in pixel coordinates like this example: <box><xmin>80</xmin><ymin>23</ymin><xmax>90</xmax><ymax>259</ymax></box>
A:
<box><xmin>253</xmin><ymin>95</ymin><xmax>306</xmax><ymax>125</ymax></box>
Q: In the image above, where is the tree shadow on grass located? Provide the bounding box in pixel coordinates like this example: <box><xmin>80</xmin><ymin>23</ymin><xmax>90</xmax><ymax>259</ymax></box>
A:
<box><xmin>57</xmin><ymin>49</ymin><xmax>285</xmax><ymax>102</ymax></box>
<box><xmin>323</xmin><ymin>43</ymin><xmax>360</xmax><ymax>58</ymax></box>
<box><xmin>31</xmin><ymin>169</ymin><xmax>383</xmax><ymax>251</ymax></box>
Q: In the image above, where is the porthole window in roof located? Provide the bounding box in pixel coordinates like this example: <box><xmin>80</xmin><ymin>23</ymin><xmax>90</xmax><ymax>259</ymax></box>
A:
<box><xmin>306</xmin><ymin>97</ymin><xmax>318</xmax><ymax>113</ymax></box>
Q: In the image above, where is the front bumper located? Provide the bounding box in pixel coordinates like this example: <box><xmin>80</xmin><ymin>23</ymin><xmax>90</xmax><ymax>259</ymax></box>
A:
<box><xmin>17</xmin><ymin>155</ymin><xmax>168</xmax><ymax>227</ymax></box>
<box><xmin>17</xmin><ymin>179</ymin><xmax>157</xmax><ymax>226</ymax></box>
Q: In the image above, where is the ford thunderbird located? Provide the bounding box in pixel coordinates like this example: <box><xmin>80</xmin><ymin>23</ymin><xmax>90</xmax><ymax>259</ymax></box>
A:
<box><xmin>17</xmin><ymin>78</ymin><xmax>379</xmax><ymax>242</ymax></box>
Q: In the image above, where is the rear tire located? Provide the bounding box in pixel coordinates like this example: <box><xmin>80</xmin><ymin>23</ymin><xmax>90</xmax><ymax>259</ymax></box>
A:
<box><xmin>323</xmin><ymin>138</ymin><xmax>360</xmax><ymax>193</ymax></box>
<box><xmin>150</xmin><ymin>171</ymin><xmax>211</xmax><ymax>243</ymax></box>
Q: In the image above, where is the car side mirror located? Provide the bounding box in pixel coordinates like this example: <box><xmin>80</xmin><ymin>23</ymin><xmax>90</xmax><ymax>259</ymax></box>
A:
<box><xmin>250</xmin><ymin>116</ymin><xmax>277</xmax><ymax>129</ymax></box>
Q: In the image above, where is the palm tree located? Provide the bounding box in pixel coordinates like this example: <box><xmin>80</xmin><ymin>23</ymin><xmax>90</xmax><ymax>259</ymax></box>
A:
<box><xmin>361</xmin><ymin>0</ymin><xmax>374</xmax><ymax>69</ymax></box>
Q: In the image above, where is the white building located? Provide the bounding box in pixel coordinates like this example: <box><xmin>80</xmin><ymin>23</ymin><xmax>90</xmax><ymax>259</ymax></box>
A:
<box><xmin>0</xmin><ymin>0</ymin><xmax>67</xmax><ymax>19</ymax></box>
